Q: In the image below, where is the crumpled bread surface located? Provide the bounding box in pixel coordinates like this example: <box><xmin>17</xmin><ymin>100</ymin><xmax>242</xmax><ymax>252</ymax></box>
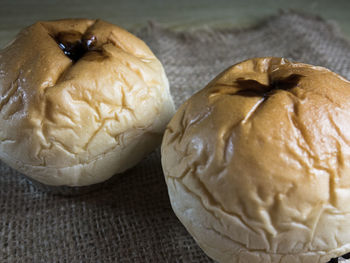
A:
<box><xmin>161</xmin><ymin>57</ymin><xmax>350</xmax><ymax>262</ymax></box>
<box><xmin>0</xmin><ymin>19</ymin><xmax>175</xmax><ymax>186</ymax></box>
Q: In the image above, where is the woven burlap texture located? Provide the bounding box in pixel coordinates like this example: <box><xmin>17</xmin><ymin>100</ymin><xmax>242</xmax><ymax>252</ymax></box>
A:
<box><xmin>1</xmin><ymin>11</ymin><xmax>350</xmax><ymax>262</ymax></box>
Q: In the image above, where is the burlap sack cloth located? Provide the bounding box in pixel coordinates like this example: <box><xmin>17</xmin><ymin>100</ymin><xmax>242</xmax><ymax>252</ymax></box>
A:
<box><xmin>1</xmin><ymin>11</ymin><xmax>350</xmax><ymax>262</ymax></box>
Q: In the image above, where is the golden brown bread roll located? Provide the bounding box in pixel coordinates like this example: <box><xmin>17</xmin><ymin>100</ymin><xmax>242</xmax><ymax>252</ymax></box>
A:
<box><xmin>0</xmin><ymin>19</ymin><xmax>175</xmax><ymax>186</ymax></box>
<box><xmin>161</xmin><ymin>57</ymin><xmax>350</xmax><ymax>262</ymax></box>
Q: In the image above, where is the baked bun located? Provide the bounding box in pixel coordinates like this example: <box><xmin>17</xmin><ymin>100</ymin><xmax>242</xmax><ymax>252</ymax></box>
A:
<box><xmin>0</xmin><ymin>19</ymin><xmax>175</xmax><ymax>186</ymax></box>
<box><xmin>161</xmin><ymin>57</ymin><xmax>350</xmax><ymax>262</ymax></box>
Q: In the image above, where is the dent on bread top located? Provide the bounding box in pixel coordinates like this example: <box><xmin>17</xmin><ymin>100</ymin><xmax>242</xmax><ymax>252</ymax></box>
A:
<box><xmin>0</xmin><ymin>19</ymin><xmax>169</xmax><ymax>168</ymax></box>
<box><xmin>162</xmin><ymin>57</ymin><xmax>350</xmax><ymax>255</ymax></box>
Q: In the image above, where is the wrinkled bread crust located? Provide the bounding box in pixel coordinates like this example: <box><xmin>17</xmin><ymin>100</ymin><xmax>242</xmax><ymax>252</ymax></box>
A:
<box><xmin>0</xmin><ymin>19</ymin><xmax>175</xmax><ymax>186</ymax></box>
<box><xmin>162</xmin><ymin>57</ymin><xmax>350</xmax><ymax>262</ymax></box>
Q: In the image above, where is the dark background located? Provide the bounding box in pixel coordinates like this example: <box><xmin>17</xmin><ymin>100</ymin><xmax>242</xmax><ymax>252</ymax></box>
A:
<box><xmin>1</xmin><ymin>0</ymin><xmax>350</xmax><ymax>48</ymax></box>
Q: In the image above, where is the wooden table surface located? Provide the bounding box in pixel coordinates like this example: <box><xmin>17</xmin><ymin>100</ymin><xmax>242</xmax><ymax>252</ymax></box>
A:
<box><xmin>0</xmin><ymin>0</ymin><xmax>349</xmax><ymax>48</ymax></box>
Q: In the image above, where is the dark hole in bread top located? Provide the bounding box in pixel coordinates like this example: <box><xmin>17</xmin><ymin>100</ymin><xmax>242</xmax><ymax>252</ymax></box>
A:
<box><xmin>235</xmin><ymin>74</ymin><xmax>304</xmax><ymax>98</ymax></box>
<box><xmin>54</xmin><ymin>31</ymin><xmax>97</xmax><ymax>62</ymax></box>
